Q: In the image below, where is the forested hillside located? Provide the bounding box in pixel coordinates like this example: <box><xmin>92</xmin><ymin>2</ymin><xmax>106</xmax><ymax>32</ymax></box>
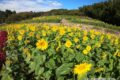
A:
<box><xmin>79</xmin><ymin>0</ymin><xmax>120</xmax><ymax>25</ymax></box>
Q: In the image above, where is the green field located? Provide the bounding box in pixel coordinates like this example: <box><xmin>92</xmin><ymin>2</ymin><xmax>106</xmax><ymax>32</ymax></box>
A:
<box><xmin>19</xmin><ymin>15</ymin><xmax>120</xmax><ymax>33</ymax></box>
<box><xmin>0</xmin><ymin>15</ymin><xmax>120</xmax><ymax>80</ymax></box>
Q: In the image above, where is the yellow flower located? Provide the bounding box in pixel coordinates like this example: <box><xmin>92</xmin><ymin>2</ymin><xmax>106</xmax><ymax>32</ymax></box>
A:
<box><xmin>83</xmin><ymin>49</ymin><xmax>88</xmax><ymax>55</ymax></box>
<box><xmin>44</xmin><ymin>25</ymin><xmax>49</xmax><ymax>30</ymax></box>
<box><xmin>83</xmin><ymin>36</ymin><xmax>88</xmax><ymax>42</ymax></box>
<box><xmin>67</xmin><ymin>28</ymin><xmax>71</xmax><ymax>32</ymax></box>
<box><xmin>65</xmin><ymin>40</ymin><xmax>72</xmax><ymax>48</ymax></box>
<box><xmin>74</xmin><ymin>37</ymin><xmax>79</xmax><ymax>43</ymax></box>
<box><xmin>74</xmin><ymin>63</ymin><xmax>92</xmax><ymax>75</ymax></box>
<box><xmin>52</xmin><ymin>26</ymin><xmax>57</xmax><ymax>31</ymax></box>
<box><xmin>83</xmin><ymin>31</ymin><xmax>87</xmax><ymax>36</ymax></box>
<box><xmin>59</xmin><ymin>29</ymin><xmax>65</xmax><ymax>35</ymax></box>
<box><xmin>95</xmin><ymin>31</ymin><xmax>100</xmax><ymax>35</ymax></box>
<box><xmin>90</xmin><ymin>34</ymin><xmax>95</xmax><ymax>39</ymax></box>
<box><xmin>30</xmin><ymin>26</ymin><xmax>36</xmax><ymax>31</ymax></box>
<box><xmin>42</xmin><ymin>31</ymin><xmax>47</xmax><ymax>36</ymax></box>
<box><xmin>19</xmin><ymin>30</ymin><xmax>25</xmax><ymax>35</ymax></box>
<box><xmin>17</xmin><ymin>35</ymin><xmax>22</xmax><ymax>41</ymax></box>
<box><xmin>83</xmin><ymin>45</ymin><xmax>91</xmax><ymax>55</ymax></box>
<box><xmin>86</xmin><ymin>45</ymin><xmax>92</xmax><ymax>51</ymax></box>
<box><xmin>100</xmin><ymin>35</ymin><xmax>104</xmax><ymax>41</ymax></box>
<box><xmin>36</xmin><ymin>39</ymin><xmax>48</xmax><ymax>50</ymax></box>
<box><xmin>114</xmin><ymin>38</ymin><xmax>119</xmax><ymax>45</ymax></box>
<box><xmin>107</xmin><ymin>34</ymin><xmax>111</xmax><ymax>39</ymax></box>
<box><xmin>90</xmin><ymin>30</ymin><xmax>95</xmax><ymax>34</ymax></box>
<box><xmin>29</xmin><ymin>32</ymin><xmax>34</xmax><ymax>37</ymax></box>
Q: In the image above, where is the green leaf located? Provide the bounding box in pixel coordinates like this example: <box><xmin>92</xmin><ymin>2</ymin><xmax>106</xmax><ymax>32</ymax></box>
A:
<box><xmin>29</xmin><ymin>61</ymin><xmax>36</xmax><ymax>73</ymax></box>
<box><xmin>47</xmin><ymin>48</ymin><xmax>56</xmax><ymax>57</ymax></box>
<box><xmin>56</xmin><ymin>63</ymin><xmax>73</xmax><ymax>77</ymax></box>
<box><xmin>57</xmin><ymin>76</ymin><xmax>64</xmax><ymax>80</ymax></box>
<box><xmin>1</xmin><ymin>73</ymin><xmax>13</xmax><ymax>80</ymax></box>
<box><xmin>45</xmin><ymin>59</ymin><xmax>56</xmax><ymax>69</ymax></box>
<box><xmin>35</xmin><ymin>67</ymin><xmax>44</xmax><ymax>75</ymax></box>
<box><xmin>109</xmin><ymin>59</ymin><xmax>113</xmax><ymax>71</ymax></box>
<box><xmin>66</xmin><ymin>48</ymin><xmax>75</xmax><ymax>61</ymax></box>
<box><xmin>43</xmin><ymin>71</ymin><xmax>52</xmax><ymax>80</ymax></box>
<box><xmin>35</xmin><ymin>54</ymin><xmax>46</xmax><ymax>65</ymax></box>
<box><xmin>75</xmin><ymin>52</ymin><xmax>84</xmax><ymax>62</ymax></box>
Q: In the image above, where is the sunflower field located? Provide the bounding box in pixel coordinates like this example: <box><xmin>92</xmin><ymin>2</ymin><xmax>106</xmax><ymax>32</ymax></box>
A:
<box><xmin>0</xmin><ymin>23</ymin><xmax>120</xmax><ymax>80</ymax></box>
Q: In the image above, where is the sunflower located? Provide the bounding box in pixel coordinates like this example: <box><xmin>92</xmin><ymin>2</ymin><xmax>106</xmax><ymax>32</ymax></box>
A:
<box><xmin>90</xmin><ymin>34</ymin><xmax>95</xmax><ymax>39</ymax></box>
<box><xmin>83</xmin><ymin>49</ymin><xmax>88</xmax><ymax>55</ymax></box>
<box><xmin>83</xmin><ymin>36</ymin><xmax>88</xmax><ymax>42</ymax></box>
<box><xmin>73</xmin><ymin>63</ymin><xmax>92</xmax><ymax>75</ymax></box>
<box><xmin>19</xmin><ymin>30</ymin><xmax>25</xmax><ymax>35</ymax></box>
<box><xmin>29</xmin><ymin>32</ymin><xmax>34</xmax><ymax>37</ymax></box>
<box><xmin>65</xmin><ymin>40</ymin><xmax>72</xmax><ymax>48</ymax></box>
<box><xmin>30</xmin><ymin>26</ymin><xmax>36</xmax><ymax>31</ymax></box>
<box><xmin>83</xmin><ymin>31</ymin><xmax>87</xmax><ymax>36</ymax></box>
<box><xmin>52</xmin><ymin>26</ymin><xmax>57</xmax><ymax>31</ymax></box>
<box><xmin>86</xmin><ymin>45</ymin><xmax>91</xmax><ymax>51</ymax></box>
<box><xmin>59</xmin><ymin>29</ymin><xmax>65</xmax><ymax>35</ymax></box>
<box><xmin>42</xmin><ymin>31</ymin><xmax>47</xmax><ymax>36</ymax></box>
<box><xmin>17</xmin><ymin>35</ymin><xmax>22</xmax><ymax>41</ymax></box>
<box><xmin>36</xmin><ymin>39</ymin><xmax>48</xmax><ymax>50</ymax></box>
<box><xmin>74</xmin><ymin>37</ymin><xmax>79</xmax><ymax>43</ymax></box>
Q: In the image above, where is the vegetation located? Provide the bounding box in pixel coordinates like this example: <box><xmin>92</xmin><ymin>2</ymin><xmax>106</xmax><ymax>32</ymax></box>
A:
<box><xmin>0</xmin><ymin>23</ymin><xmax>120</xmax><ymax>80</ymax></box>
<box><xmin>20</xmin><ymin>15</ymin><xmax>120</xmax><ymax>32</ymax></box>
<box><xmin>0</xmin><ymin>0</ymin><xmax>120</xmax><ymax>26</ymax></box>
<box><xmin>0</xmin><ymin>10</ymin><xmax>16</xmax><ymax>23</ymax></box>
<box><xmin>79</xmin><ymin>0</ymin><xmax>120</xmax><ymax>26</ymax></box>
<box><xmin>0</xmin><ymin>0</ymin><xmax>120</xmax><ymax>79</ymax></box>
<box><xmin>0</xmin><ymin>9</ymin><xmax>80</xmax><ymax>24</ymax></box>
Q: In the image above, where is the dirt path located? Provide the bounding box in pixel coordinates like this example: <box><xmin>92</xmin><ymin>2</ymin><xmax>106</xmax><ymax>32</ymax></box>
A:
<box><xmin>43</xmin><ymin>19</ymin><xmax>120</xmax><ymax>35</ymax></box>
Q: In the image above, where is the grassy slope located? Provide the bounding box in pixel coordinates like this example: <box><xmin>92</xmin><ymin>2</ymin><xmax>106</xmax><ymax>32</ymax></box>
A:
<box><xmin>20</xmin><ymin>15</ymin><xmax>120</xmax><ymax>32</ymax></box>
<box><xmin>1</xmin><ymin>15</ymin><xmax>120</xmax><ymax>32</ymax></box>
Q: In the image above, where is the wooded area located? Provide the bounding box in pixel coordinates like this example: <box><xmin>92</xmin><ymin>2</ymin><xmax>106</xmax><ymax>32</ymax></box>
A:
<box><xmin>80</xmin><ymin>0</ymin><xmax>120</xmax><ymax>26</ymax></box>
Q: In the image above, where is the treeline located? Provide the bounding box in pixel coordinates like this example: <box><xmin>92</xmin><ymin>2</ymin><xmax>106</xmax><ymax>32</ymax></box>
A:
<box><xmin>79</xmin><ymin>0</ymin><xmax>120</xmax><ymax>26</ymax></box>
<box><xmin>0</xmin><ymin>9</ymin><xmax>81</xmax><ymax>24</ymax></box>
<box><xmin>0</xmin><ymin>10</ymin><xmax>45</xmax><ymax>23</ymax></box>
<box><xmin>0</xmin><ymin>10</ymin><xmax>16</xmax><ymax>23</ymax></box>
<box><xmin>0</xmin><ymin>0</ymin><xmax>120</xmax><ymax>26</ymax></box>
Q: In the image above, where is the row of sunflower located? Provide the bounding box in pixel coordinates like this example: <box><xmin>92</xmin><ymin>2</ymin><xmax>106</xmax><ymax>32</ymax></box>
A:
<box><xmin>0</xmin><ymin>23</ymin><xmax>120</xmax><ymax>80</ymax></box>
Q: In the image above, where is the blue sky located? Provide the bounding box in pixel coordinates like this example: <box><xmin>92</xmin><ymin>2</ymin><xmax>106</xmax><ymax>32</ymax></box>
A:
<box><xmin>0</xmin><ymin>0</ymin><xmax>105</xmax><ymax>12</ymax></box>
<box><xmin>58</xmin><ymin>0</ymin><xmax>105</xmax><ymax>9</ymax></box>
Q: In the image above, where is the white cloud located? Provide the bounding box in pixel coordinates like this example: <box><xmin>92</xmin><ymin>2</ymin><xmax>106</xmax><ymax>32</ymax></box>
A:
<box><xmin>0</xmin><ymin>0</ymin><xmax>62</xmax><ymax>12</ymax></box>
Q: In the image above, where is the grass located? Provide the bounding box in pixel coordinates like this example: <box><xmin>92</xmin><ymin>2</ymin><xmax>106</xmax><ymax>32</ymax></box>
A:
<box><xmin>1</xmin><ymin>15</ymin><xmax>120</xmax><ymax>32</ymax></box>
<box><xmin>62</xmin><ymin>15</ymin><xmax>120</xmax><ymax>32</ymax></box>
<box><xmin>20</xmin><ymin>16</ymin><xmax>62</xmax><ymax>23</ymax></box>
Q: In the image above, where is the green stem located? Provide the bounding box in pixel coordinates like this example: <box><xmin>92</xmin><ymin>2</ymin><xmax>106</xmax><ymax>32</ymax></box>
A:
<box><xmin>77</xmin><ymin>74</ymin><xmax>87</xmax><ymax>80</ymax></box>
